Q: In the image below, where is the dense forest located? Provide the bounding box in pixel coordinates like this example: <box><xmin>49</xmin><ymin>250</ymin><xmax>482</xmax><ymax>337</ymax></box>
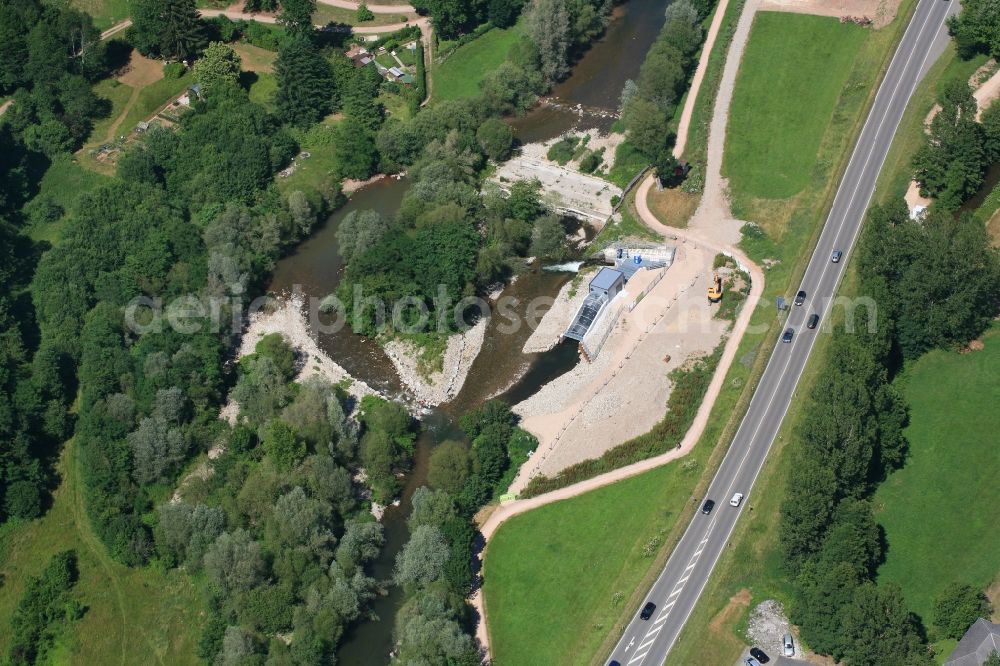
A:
<box><xmin>0</xmin><ymin>0</ymin><xmax>632</xmax><ymax>660</ymax></box>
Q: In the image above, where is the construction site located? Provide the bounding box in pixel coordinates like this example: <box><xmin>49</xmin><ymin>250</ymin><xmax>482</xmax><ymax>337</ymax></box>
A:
<box><xmin>509</xmin><ymin>240</ymin><xmax>731</xmax><ymax>493</ymax></box>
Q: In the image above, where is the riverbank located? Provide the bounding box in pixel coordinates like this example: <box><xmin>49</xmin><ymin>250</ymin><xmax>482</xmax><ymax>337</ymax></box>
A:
<box><xmin>493</xmin><ymin>128</ymin><xmax>624</xmax><ymax>222</ymax></box>
<box><xmin>235</xmin><ymin>294</ymin><xmax>380</xmax><ymax>407</ymax></box>
<box><xmin>383</xmin><ymin>319</ymin><xmax>488</xmax><ymax>406</ymax></box>
<box><xmin>510</xmin><ymin>244</ymin><xmax>727</xmax><ymax>490</ymax></box>
<box><xmin>521</xmin><ymin>270</ymin><xmax>595</xmax><ymax>353</ymax></box>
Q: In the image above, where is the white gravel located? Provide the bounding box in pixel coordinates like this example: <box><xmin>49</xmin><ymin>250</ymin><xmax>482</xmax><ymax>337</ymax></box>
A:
<box><xmin>492</xmin><ymin>129</ymin><xmax>623</xmax><ymax>222</ymax></box>
<box><xmin>746</xmin><ymin>599</ymin><xmax>792</xmax><ymax>657</ymax></box>
<box><xmin>383</xmin><ymin>318</ymin><xmax>488</xmax><ymax>406</ymax></box>
<box><xmin>235</xmin><ymin>294</ymin><xmax>379</xmax><ymax>402</ymax></box>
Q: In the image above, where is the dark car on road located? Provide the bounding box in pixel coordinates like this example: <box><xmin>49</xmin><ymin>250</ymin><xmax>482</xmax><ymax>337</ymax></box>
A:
<box><xmin>640</xmin><ymin>602</ymin><xmax>656</xmax><ymax>620</ymax></box>
<box><xmin>794</xmin><ymin>290</ymin><xmax>807</xmax><ymax>306</ymax></box>
<box><xmin>807</xmin><ymin>313</ymin><xmax>820</xmax><ymax>329</ymax></box>
<box><xmin>749</xmin><ymin>647</ymin><xmax>770</xmax><ymax>663</ymax></box>
<box><xmin>701</xmin><ymin>499</ymin><xmax>715</xmax><ymax>514</ymax></box>
<box><xmin>782</xmin><ymin>327</ymin><xmax>794</xmax><ymax>343</ymax></box>
<box><xmin>831</xmin><ymin>249</ymin><xmax>843</xmax><ymax>263</ymax></box>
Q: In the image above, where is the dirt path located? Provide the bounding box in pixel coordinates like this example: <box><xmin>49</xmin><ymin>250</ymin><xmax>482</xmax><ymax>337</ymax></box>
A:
<box><xmin>687</xmin><ymin>0</ymin><xmax>762</xmax><ymax>246</ymax></box>
<box><xmin>101</xmin><ymin>19</ymin><xmax>132</xmax><ymax>40</ymax></box>
<box><xmin>673</xmin><ymin>0</ymin><xmax>734</xmax><ymax>158</ymax></box>
<box><xmin>68</xmin><ymin>442</ymin><xmax>129</xmax><ymax>666</ymax></box>
<box><xmin>198</xmin><ymin>7</ymin><xmax>425</xmax><ymax>33</ymax></box>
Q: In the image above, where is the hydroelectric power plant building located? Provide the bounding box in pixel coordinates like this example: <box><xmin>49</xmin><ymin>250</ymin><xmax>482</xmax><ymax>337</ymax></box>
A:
<box><xmin>563</xmin><ymin>246</ymin><xmax>675</xmax><ymax>361</ymax></box>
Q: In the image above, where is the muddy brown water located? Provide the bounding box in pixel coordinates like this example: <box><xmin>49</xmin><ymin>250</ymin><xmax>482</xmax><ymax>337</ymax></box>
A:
<box><xmin>510</xmin><ymin>0</ymin><xmax>670</xmax><ymax>142</ymax></box>
<box><xmin>263</xmin><ymin>0</ymin><xmax>673</xmax><ymax>659</ymax></box>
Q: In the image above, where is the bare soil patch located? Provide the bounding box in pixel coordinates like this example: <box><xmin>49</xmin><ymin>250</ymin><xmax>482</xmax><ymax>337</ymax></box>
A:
<box><xmin>647</xmin><ymin>186</ymin><xmax>699</xmax><ymax>229</ymax></box>
<box><xmin>116</xmin><ymin>51</ymin><xmax>163</xmax><ymax>88</ymax></box>
<box><xmin>704</xmin><ymin>589</ymin><xmax>752</xmax><ymax>660</ymax></box>
<box><xmin>759</xmin><ymin>0</ymin><xmax>900</xmax><ymax>28</ymax></box>
<box><xmin>511</xmin><ymin>244</ymin><xmax>728</xmax><ymax>488</ymax></box>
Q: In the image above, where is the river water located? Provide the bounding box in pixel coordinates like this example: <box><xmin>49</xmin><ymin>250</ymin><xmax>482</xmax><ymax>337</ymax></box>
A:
<box><xmin>265</xmin><ymin>1</ymin><xmax>671</xmax><ymax>660</ymax></box>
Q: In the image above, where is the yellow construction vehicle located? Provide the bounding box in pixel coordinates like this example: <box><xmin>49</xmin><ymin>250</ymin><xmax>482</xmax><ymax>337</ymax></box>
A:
<box><xmin>707</xmin><ymin>272</ymin><xmax>723</xmax><ymax>304</ymax></box>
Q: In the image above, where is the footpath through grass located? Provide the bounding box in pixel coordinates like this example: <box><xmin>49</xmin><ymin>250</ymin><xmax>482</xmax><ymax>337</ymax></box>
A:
<box><xmin>724</xmin><ymin>13</ymin><xmax>868</xmax><ymax>200</ymax></box>
<box><xmin>875</xmin><ymin>323</ymin><xmax>1000</xmax><ymax>633</ymax></box>
<box><xmin>486</xmin><ymin>456</ymin><xmax>709</xmax><ymax>665</ymax></box>
<box><xmin>0</xmin><ymin>440</ymin><xmax>205</xmax><ymax>663</ymax></box>
<box><xmin>432</xmin><ymin>24</ymin><xmax>523</xmax><ymax>101</ymax></box>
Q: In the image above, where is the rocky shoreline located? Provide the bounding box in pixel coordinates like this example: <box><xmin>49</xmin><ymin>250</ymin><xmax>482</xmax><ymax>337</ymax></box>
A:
<box><xmin>237</xmin><ymin>294</ymin><xmax>380</xmax><ymax>404</ymax></box>
<box><xmin>383</xmin><ymin>318</ymin><xmax>489</xmax><ymax>407</ymax></box>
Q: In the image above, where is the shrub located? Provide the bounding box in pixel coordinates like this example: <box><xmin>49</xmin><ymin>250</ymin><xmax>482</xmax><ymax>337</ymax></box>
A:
<box><xmin>163</xmin><ymin>62</ymin><xmax>186</xmax><ymax>79</ymax></box>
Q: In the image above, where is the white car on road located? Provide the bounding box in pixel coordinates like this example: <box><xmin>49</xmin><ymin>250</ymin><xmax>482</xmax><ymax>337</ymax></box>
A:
<box><xmin>729</xmin><ymin>493</ymin><xmax>744</xmax><ymax>507</ymax></box>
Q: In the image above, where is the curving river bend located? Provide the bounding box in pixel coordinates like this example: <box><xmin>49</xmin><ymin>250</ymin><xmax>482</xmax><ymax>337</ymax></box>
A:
<box><xmin>266</xmin><ymin>0</ymin><xmax>669</xmax><ymax>659</ymax></box>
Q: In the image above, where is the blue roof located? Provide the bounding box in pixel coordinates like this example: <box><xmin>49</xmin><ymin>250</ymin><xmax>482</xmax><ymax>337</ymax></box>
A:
<box><xmin>590</xmin><ymin>267</ymin><xmax>624</xmax><ymax>291</ymax></box>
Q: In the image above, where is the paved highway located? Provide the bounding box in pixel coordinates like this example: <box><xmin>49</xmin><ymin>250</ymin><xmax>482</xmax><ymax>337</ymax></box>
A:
<box><xmin>606</xmin><ymin>0</ymin><xmax>956</xmax><ymax>663</ymax></box>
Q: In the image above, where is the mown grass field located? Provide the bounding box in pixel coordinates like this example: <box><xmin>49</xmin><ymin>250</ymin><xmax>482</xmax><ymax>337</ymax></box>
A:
<box><xmin>27</xmin><ymin>155</ymin><xmax>111</xmax><ymax>245</ymax></box>
<box><xmin>70</xmin><ymin>0</ymin><xmax>129</xmax><ymax>30</ymax></box>
<box><xmin>432</xmin><ymin>24</ymin><xmax>524</xmax><ymax>101</ymax></box>
<box><xmin>875</xmin><ymin>323</ymin><xmax>1000</xmax><ymax>632</ymax></box>
<box><xmin>313</xmin><ymin>4</ymin><xmax>413</xmax><ymax>27</ymax></box>
<box><xmin>486</xmin><ymin>457</ymin><xmax>710</xmax><ymax>665</ymax></box>
<box><xmin>725</xmin><ymin>13</ymin><xmax>868</xmax><ymax>200</ymax></box>
<box><xmin>0</xmin><ymin>440</ymin><xmax>205</xmax><ymax>664</ymax></box>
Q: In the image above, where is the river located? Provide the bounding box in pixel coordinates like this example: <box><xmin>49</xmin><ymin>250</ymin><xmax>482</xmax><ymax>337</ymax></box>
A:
<box><xmin>265</xmin><ymin>0</ymin><xmax>671</xmax><ymax>660</ymax></box>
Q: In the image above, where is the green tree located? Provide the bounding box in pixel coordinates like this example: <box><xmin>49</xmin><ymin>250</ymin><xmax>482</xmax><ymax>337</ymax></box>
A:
<box><xmin>840</xmin><ymin>583</ymin><xmax>930</xmax><ymax>666</ymax></box>
<box><xmin>337</xmin><ymin>210</ymin><xmax>389</xmax><ymax>263</ymax></box>
<box><xmin>356</xmin><ymin>2</ymin><xmax>375</xmax><ymax>21</ymax></box>
<box><xmin>131</xmin><ymin>0</ymin><xmax>206</xmax><ymax>61</ymax></box>
<box><xmin>335</xmin><ymin>520</ymin><xmax>385</xmax><ymax>574</ymax></box>
<box><xmin>193</xmin><ymin>41</ymin><xmax>241</xmax><ymax>95</ymax></box>
<box><xmin>262</xmin><ymin>419</ymin><xmax>307</xmax><ymax>470</ymax></box>
<box><xmin>275</xmin><ymin>36</ymin><xmax>336</xmax><ymax>127</ymax></box>
<box><xmin>933</xmin><ymin>583</ymin><xmax>991</xmax><ymax>640</ymax></box>
<box><xmin>333</xmin><ymin>118</ymin><xmax>378</xmax><ymax>179</ymax></box>
<box><xmin>526</xmin><ymin>0</ymin><xmax>571</xmax><ymax>81</ymax></box>
<box><xmin>981</xmin><ymin>102</ymin><xmax>1000</xmax><ymax>160</ymax></box>
<box><xmin>428</xmin><ymin>440</ymin><xmax>471</xmax><ymax>494</ymax></box>
<box><xmin>232</xmin><ymin>355</ymin><xmax>290</xmax><ymax>424</ymax></box>
<box><xmin>203</xmin><ymin>529</ymin><xmax>266</xmax><ymax>596</ymax></box>
<box><xmin>476</xmin><ymin>118</ymin><xmax>514</xmax><ymax>161</ymax></box>
<box><xmin>411</xmin><ymin>0</ymin><xmax>470</xmax><ymax>38</ymax></box>
<box><xmin>394</xmin><ymin>525</ymin><xmax>450</xmax><ymax>586</ymax></box>
<box><xmin>530</xmin><ymin>214</ymin><xmax>568</xmax><ymax>261</ymax></box>
<box><xmin>912</xmin><ymin>80</ymin><xmax>989</xmax><ymax>209</ymax></box>
<box><xmin>254</xmin><ymin>333</ymin><xmax>297</xmax><ymax>381</ymax></box>
<box><xmin>7</xmin><ymin>551</ymin><xmax>82</xmax><ymax>665</ymax></box>
<box><xmin>947</xmin><ymin>0</ymin><xmax>1000</xmax><ymax>58</ymax></box>
<box><xmin>408</xmin><ymin>487</ymin><xmax>457</xmax><ymax>529</ymax></box>
<box><xmin>280</xmin><ymin>0</ymin><xmax>317</xmax><ymax>34</ymax></box>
